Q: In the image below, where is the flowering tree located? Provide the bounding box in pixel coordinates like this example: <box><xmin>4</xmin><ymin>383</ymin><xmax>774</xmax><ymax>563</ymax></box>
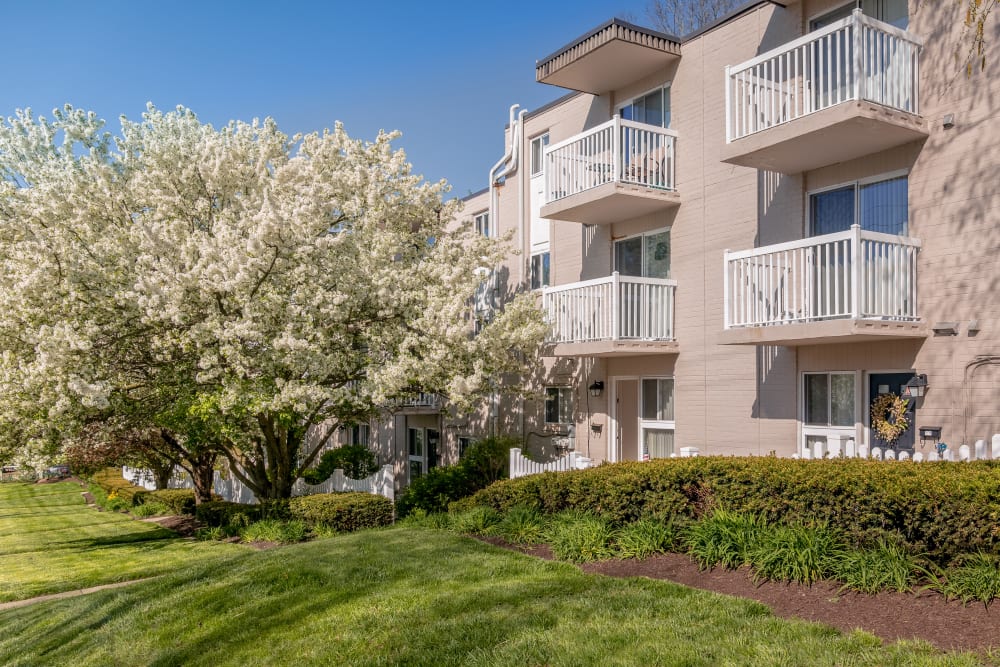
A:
<box><xmin>0</xmin><ymin>104</ymin><xmax>546</xmax><ymax>500</ymax></box>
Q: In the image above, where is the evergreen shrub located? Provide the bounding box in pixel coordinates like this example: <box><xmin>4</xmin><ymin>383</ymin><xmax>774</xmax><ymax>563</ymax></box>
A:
<box><xmin>288</xmin><ymin>492</ymin><xmax>393</xmax><ymax>532</ymax></box>
<box><xmin>462</xmin><ymin>457</ymin><xmax>1000</xmax><ymax>564</ymax></box>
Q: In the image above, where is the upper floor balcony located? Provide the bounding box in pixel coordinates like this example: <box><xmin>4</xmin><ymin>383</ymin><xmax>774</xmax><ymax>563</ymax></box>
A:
<box><xmin>391</xmin><ymin>393</ymin><xmax>443</xmax><ymax>413</ymax></box>
<box><xmin>542</xmin><ymin>272</ymin><xmax>678</xmax><ymax>357</ymax></box>
<box><xmin>535</xmin><ymin>18</ymin><xmax>681</xmax><ymax>95</ymax></box>
<box><xmin>721</xmin><ymin>225</ymin><xmax>926</xmax><ymax>346</ymax></box>
<box><xmin>540</xmin><ymin>116</ymin><xmax>680</xmax><ymax>225</ymax></box>
<box><xmin>721</xmin><ymin>10</ymin><xmax>926</xmax><ymax>173</ymax></box>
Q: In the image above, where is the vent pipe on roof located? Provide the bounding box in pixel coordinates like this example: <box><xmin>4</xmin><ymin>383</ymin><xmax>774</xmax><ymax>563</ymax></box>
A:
<box><xmin>487</xmin><ymin>104</ymin><xmax>523</xmax><ymax>241</ymax></box>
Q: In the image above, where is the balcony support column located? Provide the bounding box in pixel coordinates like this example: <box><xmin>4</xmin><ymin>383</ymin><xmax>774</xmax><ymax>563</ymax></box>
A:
<box><xmin>852</xmin><ymin>9</ymin><xmax>864</xmax><ymax>102</ymax></box>
<box><xmin>850</xmin><ymin>224</ymin><xmax>863</xmax><ymax>319</ymax></box>
<box><xmin>611</xmin><ymin>271</ymin><xmax>621</xmax><ymax>341</ymax></box>
<box><xmin>612</xmin><ymin>115</ymin><xmax>622</xmax><ymax>182</ymax></box>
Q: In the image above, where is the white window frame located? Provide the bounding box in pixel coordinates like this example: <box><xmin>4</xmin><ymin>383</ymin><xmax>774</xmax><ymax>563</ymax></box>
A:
<box><xmin>530</xmin><ymin>251</ymin><xmax>550</xmax><ymax>291</ymax></box>
<box><xmin>473</xmin><ymin>210</ymin><xmax>489</xmax><ymax>238</ymax></box>
<box><xmin>805</xmin><ymin>169</ymin><xmax>909</xmax><ymax>236</ymax></box>
<box><xmin>530</xmin><ymin>133</ymin><xmax>550</xmax><ymax>177</ymax></box>
<box><xmin>613</xmin><ymin>227</ymin><xmax>671</xmax><ymax>279</ymax></box>
<box><xmin>544</xmin><ymin>386</ymin><xmax>573</xmax><ymax>425</ymax></box>
<box><xmin>639</xmin><ymin>376</ymin><xmax>675</xmax><ymax>461</ymax></box>
<box><xmin>616</xmin><ymin>84</ymin><xmax>672</xmax><ymax>128</ymax></box>
<box><xmin>799</xmin><ymin>371</ymin><xmax>860</xmax><ymax>457</ymax></box>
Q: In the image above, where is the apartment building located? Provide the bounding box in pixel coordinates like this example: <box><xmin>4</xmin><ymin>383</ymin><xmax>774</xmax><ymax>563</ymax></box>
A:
<box><xmin>451</xmin><ymin>0</ymin><xmax>1000</xmax><ymax>468</ymax></box>
<box><xmin>353</xmin><ymin>0</ymin><xmax>999</xmax><ymax>490</ymax></box>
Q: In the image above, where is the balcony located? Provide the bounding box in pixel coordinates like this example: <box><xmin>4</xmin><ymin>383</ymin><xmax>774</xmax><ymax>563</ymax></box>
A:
<box><xmin>535</xmin><ymin>18</ymin><xmax>680</xmax><ymax>95</ymax></box>
<box><xmin>540</xmin><ymin>117</ymin><xmax>680</xmax><ymax>224</ymax></box>
<box><xmin>721</xmin><ymin>225</ymin><xmax>926</xmax><ymax>345</ymax></box>
<box><xmin>543</xmin><ymin>273</ymin><xmax>678</xmax><ymax>357</ymax></box>
<box><xmin>391</xmin><ymin>393</ymin><xmax>442</xmax><ymax>412</ymax></box>
<box><xmin>722</xmin><ymin>10</ymin><xmax>926</xmax><ymax>173</ymax></box>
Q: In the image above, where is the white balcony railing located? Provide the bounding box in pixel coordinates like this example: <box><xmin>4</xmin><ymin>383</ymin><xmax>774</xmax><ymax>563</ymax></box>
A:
<box><xmin>543</xmin><ymin>273</ymin><xmax>677</xmax><ymax>344</ymax></box>
<box><xmin>393</xmin><ymin>393</ymin><xmax>442</xmax><ymax>409</ymax></box>
<box><xmin>545</xmin><ymin>117</ymin><xmax>677</xmax><ymax>204</ymax></box>
<box><xmin>724</xmin><ymin>225</ymin><xmax>920</xmax><ymax>329</ymax></box>
<box><xmin>725</xmin><ymin>9</ymin><xmax>921</xmax><ymax>142</ymax></box>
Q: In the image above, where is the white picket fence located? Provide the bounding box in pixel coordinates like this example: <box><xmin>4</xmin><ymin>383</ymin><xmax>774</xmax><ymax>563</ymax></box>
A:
<box><xmin>794</xmin><ymin>433</ymin><xmax>1000</xmax><ymax>462</ymax></box>
<box><xmin>509</xmin><ymin>448</ymin><xmax>593</xmax><ymax>479</ymax></box>
<box><xmin>122</xmin><ymin>464</ymin><xmax>395</xmax><ymax>503</ymax></box>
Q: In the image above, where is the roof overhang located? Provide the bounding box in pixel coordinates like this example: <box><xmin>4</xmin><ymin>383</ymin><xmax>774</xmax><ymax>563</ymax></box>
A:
<box><xmin>536</xmin><ymin>19</ymin><xmax>681</xmax><ymax>94</ymax></box>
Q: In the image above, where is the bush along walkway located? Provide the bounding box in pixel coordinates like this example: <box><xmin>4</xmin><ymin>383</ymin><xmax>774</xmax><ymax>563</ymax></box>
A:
<box><xmin>404</xmin><ymin>506</ymin><xmax>1000</xmax><ymax>655</ymax></box>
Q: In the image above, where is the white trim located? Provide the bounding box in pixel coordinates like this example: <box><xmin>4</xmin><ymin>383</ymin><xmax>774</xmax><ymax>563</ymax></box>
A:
<box><xmin>529</xmin><ymin>132</ymin><xmax>550</xmax><ymax>177</ymax></box>
<box><xmin>800</xmin><ymin>370</ymin><xmax>860</xmax><ymax>456</ymax></box>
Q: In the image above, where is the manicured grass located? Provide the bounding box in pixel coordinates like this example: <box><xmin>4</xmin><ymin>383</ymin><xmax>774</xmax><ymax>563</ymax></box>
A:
<box><xmin>0</xmin><ymin>482</ymin><xmax>984</xmax><ymax>665</ymax></box>
<box><xmin>0</xmin><ymin>482</ymin><xmax>244</xmax><ymax>602</ymax></box>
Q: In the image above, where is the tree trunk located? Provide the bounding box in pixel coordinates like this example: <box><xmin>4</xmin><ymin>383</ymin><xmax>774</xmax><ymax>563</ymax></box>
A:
<box><xmin>189</xmin><ymin>451</ymin><xmax>218</xmax><ymax>505</ymax></box>
<box><xmin>151</xmin><ymin>462</ymin><xmax>173</xmax><ymax>491</ymax></box>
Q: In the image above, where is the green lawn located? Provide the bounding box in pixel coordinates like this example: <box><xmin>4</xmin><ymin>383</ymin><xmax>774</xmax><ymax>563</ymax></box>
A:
<box><xmin>0</xmin><ymin>482</ymin><xmax>986</xmax><ymax>666</ymax></box>
<box><xmin>0</xmin><ymin>481</ymin><xmax>244</xmax><ymax>602</ymax></box>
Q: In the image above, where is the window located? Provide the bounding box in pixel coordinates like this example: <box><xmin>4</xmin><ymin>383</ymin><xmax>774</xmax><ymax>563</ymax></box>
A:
<box><xmin>619</xmin><ymin>86</ymin><xmax>671</xmax><ymax>128</ymax></box>
<box><xmin>640</xmin><ymin>378</ymin><xmax>675</xmax><ymax>460</ymax></box>
<box><xmin>530</xmin><ymin>134</ymin><xmax>549</xmax><ymax>176</ymax></box>
<box><xmin>809</xmin><ymin>175</ymin><xmax>908</xmax><ymax>237</ymax></box>
<box><xmin>811</xmin><ymin>1</ymin><xmax>907</xmax><ymax>31</ymax></box>
<box><xmin>614</xmin><ymin>229</ymin><xmax>670</xmax><ymax>279</ymax></box>
<box><xmin>803</xmin><ymin>373</ymin><xmax>855</xmax><ymax>427</ymax></box>
<box><xmin>347</xmin><ymin>424</ymin><xmax>369</xmax><ymax>446</ymax></box>
<box><xmin>474</xmin><ymin>211</ymin><xmax>489</xmax><ymax>237</ymax></box>
<box><xmin>544</xmin><ymin>387</ymin><xmax>573</xmax><ymax>424</ymax></box>
<box><xmin>530</xmin><ymin>252</ymin><xmax>550</xmax><ymax>290</ymax></box>
<box><xmin>458</xmin><ymin>437</ymin><xmax>472</xmax><ymax>458</ymax></box>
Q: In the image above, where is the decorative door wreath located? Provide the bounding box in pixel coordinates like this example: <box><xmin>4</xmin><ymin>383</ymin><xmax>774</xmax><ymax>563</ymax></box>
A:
<box><xmin>871</xmin><ymin>393</ymin><xmax>910</xmax><ymax>445</ymax></box>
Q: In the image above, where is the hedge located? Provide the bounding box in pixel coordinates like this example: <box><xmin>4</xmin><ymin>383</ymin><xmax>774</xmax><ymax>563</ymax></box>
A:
<box><xmin>195</xmin><ymin>501</ymin><xmax>264</xmax><ymax>527</ymax></box>
<box><xmin>458</xmin><ymin>457</ymin><xmax>1000</xmax><ymax>564</ymax></box>
<box><xmin>91</xmin><ymin>468</ymin><xmax>149</xmax><ymax>505</ymax></box>
<box><xmin>288</xmin><ymin>492</ymin><xmax>394</xmax><ymax>532</ymax></box>
<box><xmin>145</xmin><ymin>489</ymin><xmax>197</xmax><ymax>515</ymax></box>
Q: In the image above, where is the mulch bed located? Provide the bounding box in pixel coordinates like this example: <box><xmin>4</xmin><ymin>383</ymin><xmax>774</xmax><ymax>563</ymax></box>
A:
<box><xmin>475</xmin><ymin>536</ymin><xmax>1000</xmax><ymax>654</ymax></box>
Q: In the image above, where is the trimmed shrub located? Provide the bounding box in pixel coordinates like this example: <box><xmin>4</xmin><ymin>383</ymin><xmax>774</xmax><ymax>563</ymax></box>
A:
<box><xmin>144</xmin><ymin>489</ymin><xmax>197</xmax><ymax>515</ymax></box>
<box><xmin>288</xmin><ymin>492</ymin><xmax>393</xmax><ymax>533</ymax></box>
<box><xmin>90</xmin><ymin>468</ymin><xmax>149</xmax><ymax>506</ymax></box>
<box><xmin>396</xmin><ymin>436</ymin><xmax>515</xmax><ymax>517</ymax></box>
<box><xmin>131</xmin><ymin>501</ymin><xmax>171</xmax><ymax>518</ymax></box>
<box><xmin>195</xmin><ymin>501</ymin><xmax>263</xmax><ymax>528</ymax></box>
<box><xmin>463</xmin><ymin>457</ymin><xmax>1000</xmax><ymax>564</ymax></box>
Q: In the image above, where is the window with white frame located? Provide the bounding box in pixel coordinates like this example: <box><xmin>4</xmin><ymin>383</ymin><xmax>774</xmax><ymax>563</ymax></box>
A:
<box><xmin>530</xmin><ymin>251</ymin><xmax>550</xmax><ymax>290</ymax></box>
<box><xmin>619</xmin><ymin>86</ymin><xmax>671</xmax><ymax>128</ymax></box>
<box><xmin>474</xmin><ymin>211</ymin><xmax>490</xmax><ymax>237</ymax></box>
<box><xmin>530</xmin><ymin>133</ymin><xmax>549</xmax><ymax>176</ymax></box>
<box><xmin>640</xmin><ymin>378</ymin><xmax>675</xmax><ymax>460</ymax></box>
<box><xmin>803</xmin><ymin>373</ymin><xmax>856</xmax><ymax>427</ymax></box>
<box><xmin>347</xmin><ymin>423</ymin><xmax>370</xmax><ymax>447</ymax></box>
<box><xmin>809</xmin><ymin>174</ymin><xmax>908</xmax><ymax>237</ymax></box>
<box><xmin>544</xmin><ymin>387</ymin><xmax>573</xmax><ymax>424</ymax></box>
<box><xmin>614</xmin><ymin>229</ymin><xmax>670</xmax><ymax>279</ymax></box>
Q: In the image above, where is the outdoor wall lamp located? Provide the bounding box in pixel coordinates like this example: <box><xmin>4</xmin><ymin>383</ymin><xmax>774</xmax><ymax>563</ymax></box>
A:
<box><xmin>588</xmin><ymin>380</ymin><xmax>604</xmax><ymax>398</ymax></box>
<box><xmin>903</xmin><ymin>374</ymin><xmax>928</xmax><ymax>398</ymax></box>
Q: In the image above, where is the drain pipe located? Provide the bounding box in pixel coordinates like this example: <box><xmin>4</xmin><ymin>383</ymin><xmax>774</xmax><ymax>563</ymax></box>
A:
<box><xmin>488</xmin><ymin>104</ymin><xmax>520</xmax><ymax>240</ymax></box>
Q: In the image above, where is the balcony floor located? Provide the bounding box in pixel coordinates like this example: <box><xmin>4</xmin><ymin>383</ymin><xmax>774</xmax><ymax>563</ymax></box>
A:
<box><xmin>544</xmin><ymin>339</ymin><xmax>679</xmax><ymax>357</ymax></box>
<box><xmin>719</xmin><ymin>318</ymin><xmax>927</xmax><ymax>346</ymax></box>
<box><xmin>540</xmin><ymin>182</ymin><xmax>680</xmax><ymax>224</ymax></box>
<box><xmin>721</xmin><ymin>101</ymin><xmax>927</xmax><ymax>174</ymax></box>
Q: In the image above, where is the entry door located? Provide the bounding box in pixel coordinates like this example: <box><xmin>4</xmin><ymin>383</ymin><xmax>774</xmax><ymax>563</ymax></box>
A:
<box><xmin>426</xmin><ymin>429</ymin><xmax>440</xmax><ymax>469</ymax></box>
<box><xmin>868</xmin><ymin>373</ymin><xmax>916</xmax><ymax>451</ymax></box>
<box><xmin>407</xmin><ymin>428</ymin><xmax>425</xmax><ymax>483</ymax></box>
<box><xmin>615</xmin><ymin>379</ymin><xmax>640</xmax><ymax>461</ymax></box>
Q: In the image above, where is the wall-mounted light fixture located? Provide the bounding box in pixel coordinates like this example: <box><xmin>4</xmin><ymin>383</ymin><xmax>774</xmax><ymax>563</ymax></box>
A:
<box><xmin>942</xmin><ymin>113</ymin><xmax>955</xmax><ymax>129</ymax></box>
<box><xmin>588</xmin><ymin>380</ymin><xmax>604</xmax><ymax>398</ymax></box>
<box><xmin>903</xmin><ymin>374</ymin><xmax>928</xmax><ymax>398</ymax></box>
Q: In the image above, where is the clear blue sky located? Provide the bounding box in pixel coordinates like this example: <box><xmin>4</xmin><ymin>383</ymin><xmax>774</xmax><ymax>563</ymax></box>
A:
<box><xmin>2</xmin><ymin>0</ymin><xmax>652</xmax><ymax>200</ymax></box>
